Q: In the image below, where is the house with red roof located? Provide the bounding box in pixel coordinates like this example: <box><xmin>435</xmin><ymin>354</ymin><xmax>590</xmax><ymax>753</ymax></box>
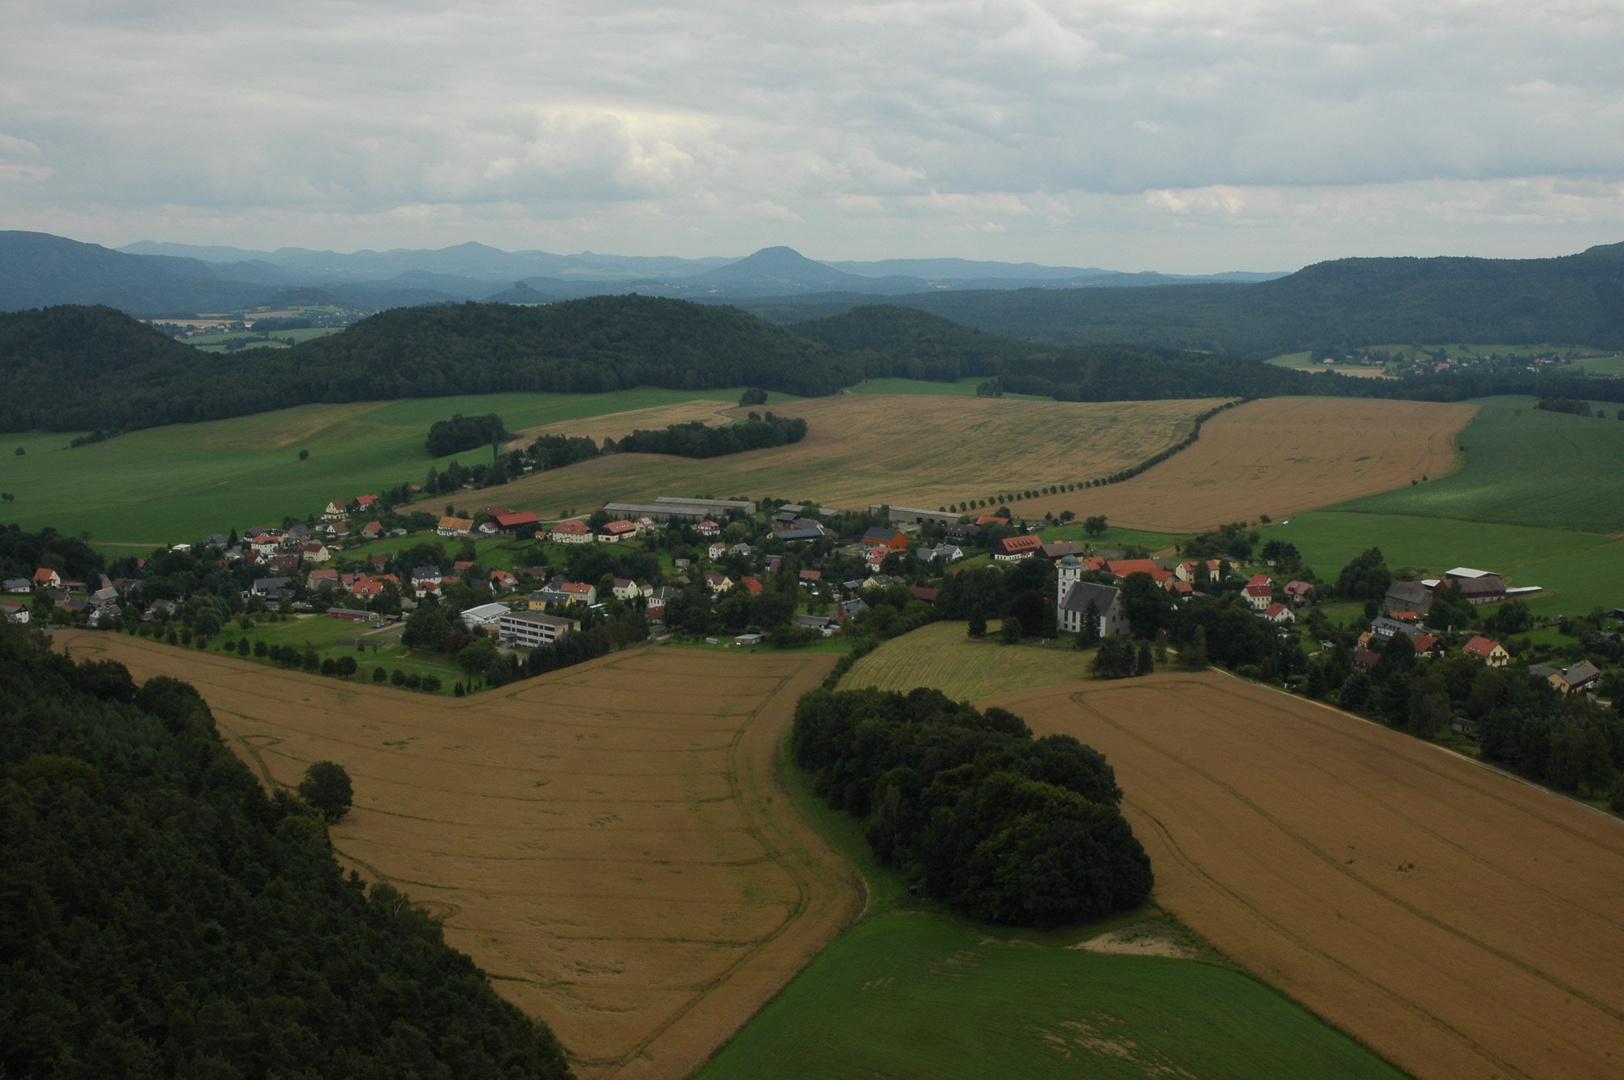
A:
<box><xmin>550</xmin><ymin>519</ymin><xmax>593</xmax><ymax>544</ymax></box>
<box><xmin>993</xmin><ymin>534</ymin><xmax>1044</xmax><ymax>561</ymax></box>
<box><xmin>1260</xmin><ymin>602</ymin><xmax>1295</xmax><ymax>624</ymax></box>
<box><xmin>1283</xmin><ymin>580</ymin><xmax>1314</xmax><ymax>605</ymax></box>
<box><xmin>741</xmin><ymin>575</ymin><xmax>765</xmax><ymax>594</ymax></box>
<box><xmin>598</xmin><ymin>518</ymin><xmax>638</xmax><ymax>542</ymax></box>
<box><xmin>1462</xmin><ymin>636</ymin><xmax>1509</xmax><ymax>667</ymax></box>
<box><xmin>494</xmin><ymin>510</ymin><xmax>540</xmax><ymax>534</ymax></box>
<box><xmin>975</xmin><ymin>515</ymin><xmax>1010</xmax><ymax>526</ymax></box>
<box><xmin>32</xmin><ymin>568</ymin><xmax>61</xmax><ymax>588</ymax></box>
<box><xmin>1244</xmin><ymin>576</ymin><xmax>1274</xmax><ymax>611</ymax></box>
<box><xmin>361</xmin><ymin>521</ymin><xmax>383</xmax><ymax>540</ymax></box>
<box><xmin>694</xmin><ymin>520</ymin><xmax>721</xmax><ymax>537</ymax></box>
<box><xmin>489</xmin><ymin>570</ymin><xmax>519</xmax><ymax>592</ymax></box>
<box><xmin>1107</xmin><ymin>559</ymin><xmax>1173</xmax><ymax>583</ymax></box>
<box><xmin>1412</xmin><ymin>633</ymin><xmax>1443</xmax><ymax>658</ymax></box>
<box><xmin>355</xmin><ymin>494</ymin><xmax>378</xmax><ymax>509</ymax></box>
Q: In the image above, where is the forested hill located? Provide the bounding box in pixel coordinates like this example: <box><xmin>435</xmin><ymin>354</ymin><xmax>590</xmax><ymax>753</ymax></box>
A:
<box><xmin>768</xmin><ymin>241</ymin><xmax>1624</xmax><ymax>358</ymax></box>
<box><xmin>0</xmin><ymin>624</ymin><xmax>574</xmax><ymax>1078</ymax></box>
<box><xmin>0</xmin><ymin>297</ymin><xmax>857</xmax><ymax>432</ymax></box>
<box><xmin>791</xmin><ymin>304</ymin><xmax>1324</xmax><ymax>400</ymax></box>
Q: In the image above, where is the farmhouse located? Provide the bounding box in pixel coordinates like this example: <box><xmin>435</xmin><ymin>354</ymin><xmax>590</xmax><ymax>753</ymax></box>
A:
<box><xmin>598</xmin><ymin>519</ymin><xmax>638</xmax><ymax>542</ymax></box>
<box><xmin>1260</xmin><ymin>602</ymin><xmax>1295</xmax><ymax>624</ymax></box>
<box><xmin>497</xmin><ymin>610</ymin><xmax>578</xmax><ymax>648</ymax></box>
<box><xmin>3</xmin><ymin>578</ymin><xmax>31</xmax><ymax>594</ymax></box>
<box><xmin>861</xmin><ymin>527</ymin><xmax>909</xmax><ymax>551</ymax></box>
<box><xmin>322</xmin><ymin>499</ymin><xmax>347</xmax><ymax>519</ymax></box>
<box><xmin>1244</xmin><ymin>574</ymin><xmax>1274</xmax><ymax>611</ymax></box>
<box><xmin>993</xmin><ymin>535</ymin><xmax>1044</xmax><ymax>561</ymax></box>
<box><xmin>438</xmin><ymin>515</ymin><xmax>475</xmax><ymax>537</ymax></box>
<box><xmin>1443</xmin><ymin>567</ymin><xmax>1506</xmax><ymax>604</ymax></box>
<box><xmin>550</xmin><ymin>519</ymin><xmax>592</xmax><ymax>544</ymax></box>
<box><xmin>32</xmin><ymin>568</ymin><xmax>61</xmax><ymax>588</ymax></box>
<box><xmin>1056</xmin><ymin>557</ymin><xmax>1129</xmax><ymax>637</ymax></box>
<box><xmin>492</xmin><ymin>510</ymin><xmax>540</xmax><ymax>534</ymax></box>
<box><xmin>1107</xmin><ymin>558</ymin><xmax>1172</xmax><ymax>583</ymax></box>
<box><xmin>705</xmin><ymin>573</ymin><xmax>733</xmax><ymax>594</ymax></box>
<box><xmin>1463</xmin><ymin>636</ymin><xmax>1509</xmax><ymax>667</ymax></box>
<box><xmin>920</xmin><ymin>543</ymin><xmax>964</xmax><ymax>564</ymax></box>
<box><xmin>1550</xmin><ymin>660</ymin><xmax>1601</xmax><ymax>695</ymax></box>
<box><xmin>1</xmin><ymin>601</ymin><xmax>28</xmax><ymax>624</ymax></box>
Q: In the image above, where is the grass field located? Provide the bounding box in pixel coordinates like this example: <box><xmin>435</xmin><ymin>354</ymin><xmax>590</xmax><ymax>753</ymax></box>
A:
<box><xmin>696</xmin><ymin>912</ymin><xmax>1406</xmax><ymax>1080</ymax></box>
<box><xmin>1576</xmin><ymin>354</ymin><xmax>1624</xmax><ymax>376</ymax></box>
<box><xmin>179</xmin><ymin>614</ymin><xmax>465</xmax><ymax>691</ymax></box>
<box><xmin>190</xmin><ymin>326</ymin><xmax>345</xmax><ymax>351</ymax></box>
<box><xmin>1267</xmin><ymin>510</ymin><xmax>1624</xmax><ymax>615</ymax></box>
<box><xmin>0</xmin><ymin>388</ymin><xmax>759</xmax><ymax>543</ymax></box>
<box><xmin>52</xmin><ymin>633</ymin><xmax>862</xmax><ymax>1080</ymax></box>
<box><xmin>1341</xmin><ymin>401</ymin><xmax>1624</xmax><ymax>533</ymax></box>
<box><xmin>839</xmin><ymin>619</ymin><xmax>1094</xmax><ymax>700</ymax></box>
<box><xmin>1007</xmin><ymin>397</ymin><xmax>1475</xmax><ymax>532</ymax></box>
<box><xmin>996</xmin><ymin>672</ymin><xmax>1624</xmax><ymax>1080</ymax></box>
<box><xmin>494</xmin><ymin>395</ymin><xmax>1220</xmax><ymax>520</ymax></box>
<box><xmin>1266</xmin><ymin>351</ymin><xmax>1398</xmax><ymax>378</ymax></box>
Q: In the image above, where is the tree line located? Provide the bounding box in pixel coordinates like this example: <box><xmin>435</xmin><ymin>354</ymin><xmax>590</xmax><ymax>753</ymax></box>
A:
<box><xmin>0</xmin><ymin>623</ymin><xmax>574</xmax><ymax>1079</ymax></box>
<box><xmin>425</xmin><ymin>412</ymin><xmax>508</xmax><ymax>457</ymax></box>
<box><xmin>791</xmin><ymin>686</ymin><xmax>1153</xmax><ymax>927</ymax></box>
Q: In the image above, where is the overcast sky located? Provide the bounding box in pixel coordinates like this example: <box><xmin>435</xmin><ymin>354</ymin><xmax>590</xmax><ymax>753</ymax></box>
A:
<box><xmin>2</xmin><ymin>1</ymin><xmax>1622</xmax><ymax>272</ymax></box>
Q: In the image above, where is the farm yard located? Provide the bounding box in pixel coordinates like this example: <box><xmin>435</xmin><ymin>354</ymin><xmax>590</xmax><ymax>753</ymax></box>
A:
<box><xmin>1341</xmin><ymin>399</ymin><xmax>1624</xmax><ymax>533</ymax></box>
<box><xmin>1010</xmin><ymin>397</ymin><xmax>1477</xmax><ymax>532</ymax></box>
<box><xmin>51</xmin><ymin>632</ymin><xmax>863</xmax><ymax>1080</ymax></box>
<box><xmin>991</xmin><ymin>672</ymin><xmax>1624</xmax><ymax>1080</ymax></box>
<box><xmin>495</xmin><ymin>393</ymin><xmax>1221</xmax><ymax>519</ymax></box>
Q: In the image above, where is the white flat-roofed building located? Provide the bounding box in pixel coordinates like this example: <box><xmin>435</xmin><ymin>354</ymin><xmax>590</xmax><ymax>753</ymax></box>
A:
<box><xmin>498</xmin><ymin>610</ymin><xmax>579</xmax><ymax>648</ymax></box>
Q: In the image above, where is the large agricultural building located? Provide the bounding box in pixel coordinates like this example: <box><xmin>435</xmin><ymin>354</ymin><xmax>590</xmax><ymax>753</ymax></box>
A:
<box><xmin>600</xmin><ymin>495</ymin><xmax>757</xmax><ymax>523</ymax></box>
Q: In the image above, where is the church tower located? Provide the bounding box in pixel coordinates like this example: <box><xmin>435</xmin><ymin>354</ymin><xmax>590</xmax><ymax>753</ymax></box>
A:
<box><xmin>1057</xmin><ymin>554</ymin><xmax>1082</xmax><ymax>607</ymax></box>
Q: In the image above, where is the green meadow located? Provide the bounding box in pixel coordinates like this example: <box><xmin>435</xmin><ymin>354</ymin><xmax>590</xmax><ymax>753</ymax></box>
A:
<box><xmin>1341</xmin><ymin>401</ymin><xmax>1624</xmax><ymax>533</ymax></box>
<box><xmin>694</xmin><ymin>747</ymin><xmax>1406</xmax><ymax>1080</ymax></box>
<box><xmin>0</xmin><ymin>388</ymin><xmax>770</xmax><ymax>543</ymax></box>
<box><xmin>1265</xmin><ymin>510</ymin><xmax>1624</xmax><ymax>615</ymax></box>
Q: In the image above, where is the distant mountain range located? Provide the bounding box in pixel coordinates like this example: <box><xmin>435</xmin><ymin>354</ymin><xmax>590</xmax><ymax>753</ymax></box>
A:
<box><xmin>0</xmin><ymin>230</ymin><xmax>1289</xmax><ymax>316</ymax></box>
<box><xmin>4</xmin><ymin>229</ymin><xmax>1623</xmax><ymax>357</ymax></box>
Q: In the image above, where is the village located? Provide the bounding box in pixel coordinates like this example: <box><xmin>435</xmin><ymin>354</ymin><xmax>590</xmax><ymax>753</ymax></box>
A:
<box><xmin>5</xmin><ymin>477</ymin><xmax>1618</xmax><ymax>721</ymax></box>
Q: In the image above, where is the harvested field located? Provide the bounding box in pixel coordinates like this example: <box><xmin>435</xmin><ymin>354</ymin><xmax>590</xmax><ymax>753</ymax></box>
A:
<box><xmin>497</xmin><ymin>394</ymin><xmax>1220</xmax><ymax>517</ymax></box>
<box><xmin>992</xmin><ymin>672</ymin><xmax>1624</xmax><ymax>1080</ymax></box>
<box><xmin>1013</xmin><ymin>397</ymin><xmax>1476</xmax><ymax>532</ymax></box>
<box><xmin>508</xmin><ymin>399</ymin><xmax>734</xmax><ymax>446</ymax></box>
<box><xmin>53</xmin><ymin>632</ymin><xmax>862</xmax><ymax>1080</ymax></box>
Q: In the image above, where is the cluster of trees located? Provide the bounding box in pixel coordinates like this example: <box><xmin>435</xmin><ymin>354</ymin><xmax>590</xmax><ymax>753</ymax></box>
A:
<box><xmin>613</xmin><ymin>412</ymin><xmax>808</xmax><ymax>457</ymax></box>
<box><xmin>0</xmin><ymin>523</ymin><xmax>103</xmax><ymax>583</ymax></box>
<box><xmin>1537</xmin><ymin>397</ymin><xmax>1596</xmax><ymax>417</ymax></box>
<box><xmin>791</xmin><ymin>686</ymin><xmax>1153</xmax><ymax>926</ymax></box>
<box><xmin>0</xmin><ymin>623</ymin><xmax>573</xmax><ymax>1078</ymax></box>
<box><xmin>425</xmin><ymin>411</ymin><xmax>507</xmax><ymax>457</ymax></box>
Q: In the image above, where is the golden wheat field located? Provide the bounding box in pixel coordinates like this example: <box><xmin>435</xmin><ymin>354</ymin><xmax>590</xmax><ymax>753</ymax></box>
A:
<box><xmin>496</xmin><ymin>394</ymin><xmax>1222</xmax><ymax>517</ymax></box>
<box><xmin>507</xmin><ymin>399</ymin><xmax>735</xmax><ymax>446</ymax></box>
<box><xmin>988</xmin><ymin>672</ymin><xmax>1624</xmax><ymax>1080</ymax></box>
<box><xmin>1016</xmin><ymin>397</ymin><xmax>1477</xmax><ymax>531</ymax></box>
<box><xmin>54</xmin><ymin>632</ymin><xmax>862</xmax><ymax>1080</ymax></box>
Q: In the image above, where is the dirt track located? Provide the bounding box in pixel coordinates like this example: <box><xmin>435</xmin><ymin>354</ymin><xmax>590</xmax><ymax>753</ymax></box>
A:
<box><xmin>1017</xmin><ymin>397</ymin><xmax>1477</xmax><ymax>531</ymax></box>
<box><xmin>994</xmin><ymin>672</ymin><xmax>1624</xmax><ymax>1080</ymax></box>
<box><xmin>55</xmin><ymin>633</ymin><xmax>861</xmax><ymax>1080</ymax></box>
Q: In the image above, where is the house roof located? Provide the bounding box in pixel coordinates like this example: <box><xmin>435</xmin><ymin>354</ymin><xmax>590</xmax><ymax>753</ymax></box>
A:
<box><xmin>995</xmin><ymin>535</ymin><xmax>1044</xmax><ymax>555</ymax></box>
<box><xmin>551</xmin><ymin>519</ymin><xmax>590</xmax><ymax>534</ymax></box>
<box><xmin>1463</xmin><ymin>635</ymin><xmax>1504</xmax><ymax>657</ymax></box>
<box><xmin>438</xmin><ymin>515</ymin><xmax>474</xmax><ymax>531</ymax></box>
<box><xmin>495</xmin><ymin>511</ymin><xmax>540</xmax><ymax>528</ymax></box>
<box><xmin>600</xmin><ymin>518</ymin><xmax>637</xmax><ymax>534</ymax></box>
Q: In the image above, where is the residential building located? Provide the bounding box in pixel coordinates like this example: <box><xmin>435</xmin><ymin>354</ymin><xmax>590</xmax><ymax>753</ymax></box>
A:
<box><xmin>1462</xmin><ymin>636</ymin><xmax>1509</xmax><ymax>667</ymax></box>
<box><xmin>550</xmin><ymin>519</ymin><xmax>593</xmax><ymax>543</ymax></box>
<box><xmin>598</xmin><ymin>519</ymin><xmax>638</xmax><ymax>542</ymax></box>
<box><xmin>438</xmin><ymin>515</ymin><xmax>475</xmax><ymax>537</ymax></box>
<box><xmin>993</xmin><ymin>535</ymin><xmax>1043</xmax><ymax>561</ymax></box>
<box><xmin>31</xmin><ymin>568</ymin><xmax>61</xmax><ymax>588</ymax></box>
<box><xmin>862</xmin><ymin>527</ymin><xmax>909</xmax><ymax>551</ymax></box>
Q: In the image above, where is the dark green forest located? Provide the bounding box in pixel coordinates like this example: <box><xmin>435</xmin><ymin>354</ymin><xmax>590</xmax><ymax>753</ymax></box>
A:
<box><xmin>766</xmin><ymin>241</ymin><xmax>1624</xmax><ymax>358</ymax></box>
<box><xmin>791</xmin><ymin>686</ymin><xmax>1153</xmax><ymax>927</ymax></box>
<box><xmin>6</xmin><ymin>264</ymin><xmax>1624</xmax><ymax>435</ymax></box>
<box><xmin>0</xmin><ymin>624</ymin><xmax>574</xmax><ymax>1080</ymax></box>
<box><xmin>426</xmin><ymin>412</ymin><xmax>509</xmax><ymax>457</ymax></box>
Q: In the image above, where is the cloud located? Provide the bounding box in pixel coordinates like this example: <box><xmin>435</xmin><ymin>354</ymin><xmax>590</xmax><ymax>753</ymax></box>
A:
<box><xmin>0</xmin><ymin>0</ymin><xmax>1620</xmax><ymax>268</ymax></box>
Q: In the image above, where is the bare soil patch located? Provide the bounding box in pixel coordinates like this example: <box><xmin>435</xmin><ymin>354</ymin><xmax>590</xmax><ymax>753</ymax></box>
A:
<box><xmin>55</xmin><ymin>633</ymin><xmax>861</xmax><ymax>1080</ymax></box>
<box><xmin>1074</xmin><ymin>925</ymin><xmax>1198</xmax><ymax>960</ymax></box>
<box><xmin>993</xmin><ymin>672</ymin><xmax>1624</xmax><ymax>1080</ymax></box>
<box><xmin>496</xmin><ymin>394</ymin><xmax>1220</xmax><ymax>517</ymax></box>
<box><xmin>1017</xmin><ymin>397</ymin><xmax>1476</xmax><ymax>532</ymax></box>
